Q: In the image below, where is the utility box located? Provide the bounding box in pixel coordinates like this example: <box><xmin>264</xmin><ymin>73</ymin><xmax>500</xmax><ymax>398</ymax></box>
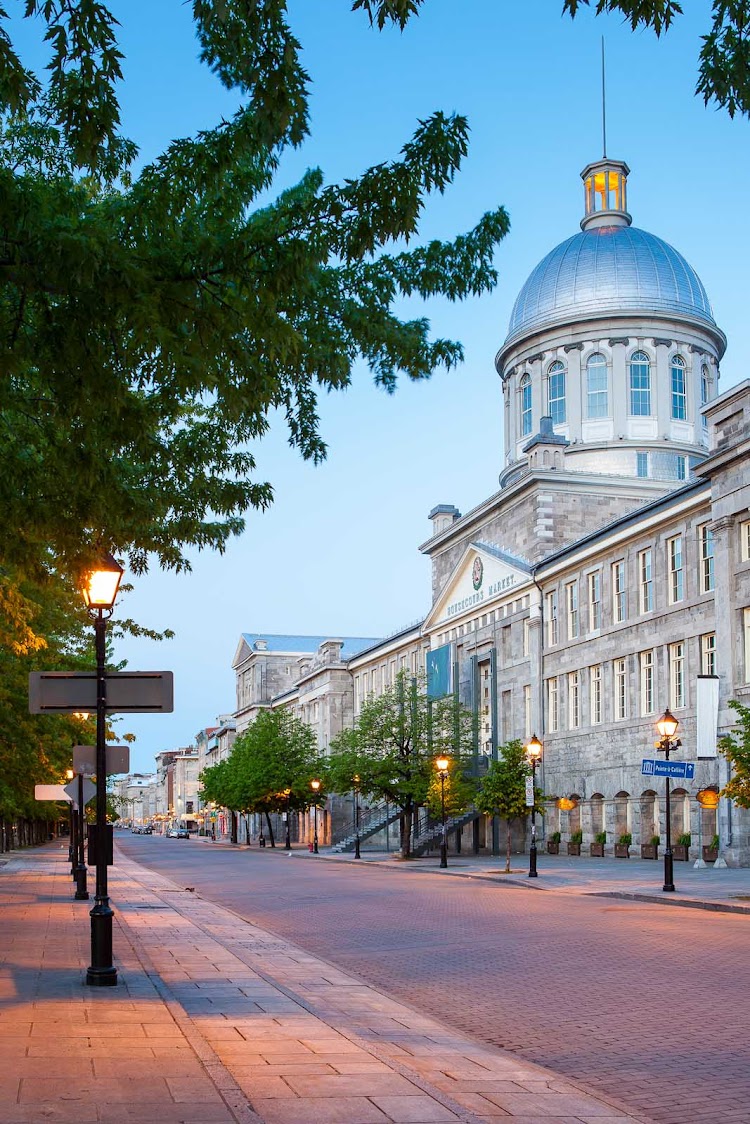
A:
<box><xmin>87</xmin><ymin>824</ymin><xmax>113</xmax><ymax>866</ymax></box>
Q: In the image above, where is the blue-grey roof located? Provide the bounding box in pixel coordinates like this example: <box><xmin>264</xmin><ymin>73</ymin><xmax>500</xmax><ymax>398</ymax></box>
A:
<box><xmin>240</xmin><ymin>633</ymin><xmax>380</xmax><ymax>658</ymax></box>
<box><xmin>504</xmin><ymin>225</ymin><xmax>717</xmax><ymax>350</ymax></box>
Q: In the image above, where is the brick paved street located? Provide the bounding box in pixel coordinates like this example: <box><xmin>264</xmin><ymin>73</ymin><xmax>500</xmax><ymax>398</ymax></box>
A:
<box><xmin>119</xmin><ymin>835</ymin><xmax>750</xmax><ymax>1124</ymax></box>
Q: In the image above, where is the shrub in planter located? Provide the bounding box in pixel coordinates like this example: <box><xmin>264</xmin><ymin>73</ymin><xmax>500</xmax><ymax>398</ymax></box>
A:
<box><xmin>702</xmin><ymin>833</ymin><xmax>720</xmax><ymax>862</ymax></box>
<box><xmin>641</xmin><ymin>834</ymin><xmax>660</xmax><ymax>860</ymax></box>
<box><xmin>614</xmin><ymin>832</ymin><xmax>631</xmax><ymax>858</ymax></box>
<box><xmin>547</xmin><ymin>830</ymin><xmax>561</xmax><ymax>855</ymax></box>
<box><xmin>674</xmin><ymin>832</ymin><xmax>691</xmax><ymax>861</ymax></box>
<box><xmin>567</xmin><ymin>829</ymin><xmax>583</xmax><ymax>856</ymax></box>
<box><xmin>590</xmin><ymin>830</ymin><xmax>607</xmax><ymax>857</ymax></box>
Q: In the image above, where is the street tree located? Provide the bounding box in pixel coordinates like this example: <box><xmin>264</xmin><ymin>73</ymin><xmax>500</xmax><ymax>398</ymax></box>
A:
<box><xmin>475</xmin><ymin>739</ymin><xmax>543</xmax><ymax>873</ymax></box>
<box><xmin>326</xmin><ymin>670</ymin><xmax>475</xmax><ymax>857</ymax></box>
<box><xmin>718</xmin><ymin>700</ymin><xmax>750</xmax><ymax>809</ymax></box>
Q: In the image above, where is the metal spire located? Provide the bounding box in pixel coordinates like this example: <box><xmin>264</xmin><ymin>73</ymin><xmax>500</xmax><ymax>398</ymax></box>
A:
<box><xmin>601</xmin><ymin>37</ymin><xmax>607</xmax><ymax>159</ymax></box>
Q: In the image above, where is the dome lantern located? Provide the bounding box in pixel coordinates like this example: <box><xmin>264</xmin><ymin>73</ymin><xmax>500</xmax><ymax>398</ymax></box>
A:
<box><xmin>581</xmin><ymin>158</ymin><xmax>631</xmax><ymax>230</ymax></box>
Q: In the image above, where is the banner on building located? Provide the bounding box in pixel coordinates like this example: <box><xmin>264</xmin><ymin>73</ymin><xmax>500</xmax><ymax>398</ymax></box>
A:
<box><xmin>696</xmin><ymin>675</ymin><xmax>719</xmax><ymax>758</ymax></box>
<box><xmin>426</xmin><ymin>643</ymin><xmax>453</xmax><ymax>699</ymax></box>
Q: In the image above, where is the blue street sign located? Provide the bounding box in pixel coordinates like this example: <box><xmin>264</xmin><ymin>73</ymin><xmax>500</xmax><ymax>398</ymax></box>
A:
<box><xmin>641</xmin><ymin>759</ymin><xmax>695</xmax><ymax>780</ymax></box>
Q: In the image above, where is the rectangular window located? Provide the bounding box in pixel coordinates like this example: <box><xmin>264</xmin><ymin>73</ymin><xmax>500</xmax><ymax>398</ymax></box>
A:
<box><xmin>590</xmin><ymin>664</ymin><xmax>602</xmax><ymax>725</ymax></box>
<box><xmin>669</xmin><ymin>641</ymin><xmax>685</xmax><ymax>709</ymax></box>
<box><xmin>587</xmin><ymin>571</ymin><xmax>601</xmax><ymax>632</ymax></box>
<box><xmin>568</xmin><ymin>671</ymin><xmax>580</xmax><ymax>729</ymax></box>
<box><xmin>523</xmin><ymin>684</ymin><xmax>531</xmax><ymax>737</ymax></box>
<box><xmin>586</xmin><ymin>360</ymin><xmax>608</xmax><ymax>418</ymax></box>
<box><xmin>701</xmin><ymin>633</ymin><xmax>716</xmax><ymax>677</ymax></box>
<box><xmin>741</xmin><ymin>521</ymin><xmax>750</xmax><ymax>562</ymax></box>
<box><xmin>745</xmin><ymin>610</ymin><xmax>750</xmax><ymax>683</ymax></box>
<box><xmin>668</xmin><ymin>535</ymin><xmax>684</xmax><ymax>604</ymax></box>
<box><xmin>546</xmin><ymin>590</ymin><xmax>559</xmax><ymax>646</ymax></box>
<box><xmin>614</xmin><ymin>657</ymin><xmax>627</xmax><ymax>720</ymax></box>
<box><xmin>612</xmin><ymin>560</ymin><xmax>626</xmax><ymax>623</ymax></box>
<box><xmin>639</xmin><ymin>549</ymin><xmax>653</xmax><ymax>613</ymax></box>
<box><xmin>699</xmin><ymin>524</ymin><xmax>715</xmax><ymax>594</ymax></box>
<box><xmin>640</xmin><ymin>650</ymin><xmax>655</xmax><ymax>716</ymax></box>
<box><xmin>566</xmin><ymin>581</ymin><xmax>579</xmax><ymax>640</ymax></box>
<box><xmin>547</xmin><ymin>676</ymin><xmax>559</xmax><ymax>733</ymax></box>
<box><xmin>636</xmin><ymin>451</ymin><xmax>649</xmax><ymax>478</ymax></box>
<box><xmin>676</xmin><ymin>455</ymin><xmax>687</xmax><ymax>481</ymax></box>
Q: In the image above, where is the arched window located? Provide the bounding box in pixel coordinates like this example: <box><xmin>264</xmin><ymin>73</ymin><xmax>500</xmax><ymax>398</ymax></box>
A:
<box><xmin>586</xmin><ymin>352</ymin><xmax>608</xmax><ymax>418</ymax></box>
<box><xmin>629</xmin><ymin>351</ymin><xmax>651</xmax><ymax>416</ymax></box>
<box><xmin>547</xmin><ymin>360</ymin><xmax>566</xmax><ymax>426</ymax></box>
<box><xmin>671</xmin><ymin>354</ymin><xmax>687</xmax><ymax>420</ymax></box>
<box><xmin>520</xmin><ymin>373</ymin><xmax>532</xmax><ymax>437</ymax></box>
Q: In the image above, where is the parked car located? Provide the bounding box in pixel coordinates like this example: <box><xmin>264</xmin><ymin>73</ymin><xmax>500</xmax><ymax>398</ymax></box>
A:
<box><xmin>166</xmin><ymin>827</ymin><xmax>190</xmax><ymax>839</ymax></box>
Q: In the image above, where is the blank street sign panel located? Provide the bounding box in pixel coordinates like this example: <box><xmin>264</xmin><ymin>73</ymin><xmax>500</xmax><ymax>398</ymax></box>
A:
<box><xmin>29</xmin><ymin>671</ymin><xmax>173</xmax><ymax>714</ymax></box>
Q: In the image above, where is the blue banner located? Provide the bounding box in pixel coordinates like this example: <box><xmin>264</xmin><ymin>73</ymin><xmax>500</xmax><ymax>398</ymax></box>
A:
<box><xmin>426</xmin><ymin>643</ymin><xmax>452</xmax><ymax>699</ymax></box>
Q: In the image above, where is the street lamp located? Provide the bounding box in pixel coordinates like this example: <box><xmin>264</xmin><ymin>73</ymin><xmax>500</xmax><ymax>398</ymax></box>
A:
<box><xmin>353</xmin><ymin>774</ymin><xmax>361</xmax><ymax>859</ymax></box>
<box><xmin>310</xmin><ymin>779</ymin><xmax>321</xmax><ymax>853</ymax></box>
<box><xmin>656</xmin><ymin>709</ymin><xmax>681</xmax><ymax>893</ymax></box>
<box><xmin>82</xmin><ymin>551</ymin><xmax>123</xmax><ymax>987</ymax></box>
<box><xmin>525</xmin><ymin>733</ymin><xmax>543</xmax><ymax>879</ymax></box>
<box><xmin>435</xmin><ymin>756</ymin><xmax>450</xmax><ymax>868</ymax></box>
<box><xmin>283</xmin><ymin>788</ymin><xmax>292</xmax><ymax>850</ymax></box>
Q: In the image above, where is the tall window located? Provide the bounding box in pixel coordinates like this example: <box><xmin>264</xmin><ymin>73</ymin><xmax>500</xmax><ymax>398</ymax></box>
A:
<box><xmin>639</xmin><ymin>548</ymin><xmax>653</xmax><ymax>613</ymax></box>
<box><xmin>668</xmin><ymin>535</ymin><xmax>684</xmax><ymax>604</ymax></box>
<box><xmin>566</xmin><ymin>581</ymin><xmax>579</xmax><ymax>640</ymax></box>
<box><xmin>671</xmin><ymin>355</ymin><xmax>687</xmax><ymax>420</ymax></box>
<box><xmin>701</xmin><ymin>633</ymin><xmax>716</xmax><ymax>677</ymax></box>
<box><xmin>669</xmin><ymin>641</ymin><xmax>685</xmax><ymax>709</ymax></box>
<box><xmin>586</xmin><ymin>352</ymin><xmax>608</xmax><ymax>418</ymax></box>
<box><xmin>522</xmin><ymin>617</ymin><xmax>530</xmax><ymax>657</ymax></box>
<box><xmin>636</xmin><ymin>452</ymin><xmax>649</xmax><ymax>478</ymax></box>
<box><xmin>520</xmin><ymin>373</ymin><xmax>532</xmax><ymax>437</ymax></box>
<box><xmin>547</xmin><ymin>360</ymin><xmax>566</xmax><ymax>425</ymax></box>
<box><xmin>588</xmin><ymin>571</ymin><xmax>601</xmax><ymax>631</ymax></box>
<box><xmin>700</xmin><ymin>524</ymin><xmax>715</xmax><ymax>593</ymax></box>
<box><xmin>741</xmin><ymin>521</ymin><xmax>750</xmax><ymax>562</ymax></box>
<box><xmin>701</xmin><ymin>364</ymin><xmax>711</xmax><ymax>433</ymax></box>
<box><xmin>629</xmin><ymin>351</ymin><xmax>652</xmax><ymax>416</ymax></box>
<box><xmin>614</xmin><ymin>657</ymin><xmax>627</xmax><ymax>720</ymax></box>
<box><xmin>546</xmin><ymin>590</ymin><xmax>559</xmax><ymax>645</ymax></box>
<box><xmin>590</xmin><ymin>664</ymin><xmax>602</xmax><ymax>725</ymax></box>
<box><xmin>640</xmin><ymin>650</ymin><xmax>655</xmax><ymax>716</ymax></box>
<box><xmin>568</xmin><ymin>671</ymin><xmax>580</xmax><ymax>729</ymax></box>
<box><xmin>523</xmin><ymin>684</ymin><xmax>531</xmax><ymax>737</ymax></box>
<box><xmin>612</xmin><ymin>560</ymin><xmax>626</xmax><ymax>623</ymax></box>
<box><xmin>547</xmin><ymin>676</ymin><xmax>559</xmax><ymax>732</ymax></box>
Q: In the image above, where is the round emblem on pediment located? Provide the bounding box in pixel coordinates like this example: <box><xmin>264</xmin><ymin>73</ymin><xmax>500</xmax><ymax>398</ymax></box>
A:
<box><xmin>472</xmin><ymin>556</ymin><xmax>483</xmax><ymax>591</ymax></box>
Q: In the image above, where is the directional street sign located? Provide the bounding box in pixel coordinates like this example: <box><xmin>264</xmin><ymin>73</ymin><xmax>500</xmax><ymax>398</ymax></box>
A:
<box><xmin>72</xmin><ymin>745</ymin><xmax>130</xmax><ymax>776</ymax></box>
<box><xmin>642</xmin><ymin>758</ymin><xmax>695</xmax><ymax>780</ymax></box>
<box><xmin>64</xmin><ymin>777</ymin><xmax>96</xmax><ymax>807</ymax></box>
<box><xmin>34</xmin><ymin>784</ymin><xmax>72</xmax><ymax>803</ymax></box>
<box><xmin>29</xmin><ymin>671</ymin><xmax>173</xmax><ymax>714</ymax></box>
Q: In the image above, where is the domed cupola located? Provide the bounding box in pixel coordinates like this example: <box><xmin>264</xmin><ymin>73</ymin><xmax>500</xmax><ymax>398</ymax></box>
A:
<box><xmin>496</xmin><ymin>157</ymin><xmax>726</xmax><ymax>490</ymax></box>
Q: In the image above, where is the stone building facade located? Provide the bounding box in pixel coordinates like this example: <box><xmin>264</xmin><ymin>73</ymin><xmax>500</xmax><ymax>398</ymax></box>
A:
<box><xmin>227</xmin><ymin>154</ymin><xmax>750</xmax><ymax>865</ymax></box>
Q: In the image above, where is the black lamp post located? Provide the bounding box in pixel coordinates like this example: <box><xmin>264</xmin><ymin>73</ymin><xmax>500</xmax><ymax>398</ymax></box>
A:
<box><xmin>65</xmin><ymin>769</ymin><xmax>76</xmax><ymax>876</ymax></box>
<box><xmin>284</xmin><ymin>788</ymin><xmax>292</xmax><ymax>850</ymax></box>
<box><xmin>525</xmin><ymin>734</ymin><xmax>543</xmax><ymax>879</ymax></box>
<box><xmin>310</xmin><ymin>779</ymin><xmax>320</xmax><ymax>853</ymax></box>
<box><xmin>435</xmin><ymin>756</ymin><xmax>449</xmax><ymax>868</ymax></box>
<box><xmin>353</xmin><ymin>774</ymin><xmax>361</xmax><ymax>859</ymax></box>
<box><xmin>82</xmin><ymin>552</ymin><xmax>123</xmax><ymax>987</ymax></box>
<box><xmin>656</xmin><ymin>709</ymin><xmax>680</xmax><ymax>893</ymax></box>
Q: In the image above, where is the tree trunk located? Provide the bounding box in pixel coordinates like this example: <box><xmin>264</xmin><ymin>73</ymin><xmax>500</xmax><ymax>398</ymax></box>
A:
<box><xmin>505</xmin><ymin>821</ymin><xmax>512</xmax><ymax>873</ymax></box>
<box><xmin>265</xmin><ymin>811</ymin><xmax>275</xmax><ymax>847</ymax></box>
<box><xmin>400</xmin><ymin>805</ymin><xmax>412</xmax><ymax>858</ymax></box>
<box><xmin>231</xmin><ymin>811</ymin><xmax>238</xmax><ymax>845</ymax></box>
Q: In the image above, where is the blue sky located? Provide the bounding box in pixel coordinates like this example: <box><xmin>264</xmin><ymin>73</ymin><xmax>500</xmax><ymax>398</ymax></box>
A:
<box><xmin>20</xmin><ymin>1</ymin><xmax>747</xmax><ymax>770</ymax></box>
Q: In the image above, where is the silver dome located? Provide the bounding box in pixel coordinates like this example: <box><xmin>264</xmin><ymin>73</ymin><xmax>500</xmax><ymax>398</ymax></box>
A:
<box><xmin>504</xmin><ymin>225</ymin><xmax>718</xmax><ymax>350</ymax></box>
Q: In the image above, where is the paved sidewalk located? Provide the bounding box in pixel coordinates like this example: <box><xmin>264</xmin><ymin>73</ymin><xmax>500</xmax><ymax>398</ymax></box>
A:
<box><xmin>195</xmin><ymin>835</ymin><xmax>750</xmax><ymax>914</ymax></box>
<box><xmin>0</xmin><ymin>844</ymin><xmax>654</xmax><ymax>1124</ymax></box>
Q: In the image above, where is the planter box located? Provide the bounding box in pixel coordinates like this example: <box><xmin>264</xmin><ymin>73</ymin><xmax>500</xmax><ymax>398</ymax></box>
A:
<box><xmin>614</xmin><ymin>844</ymin><xmax>630</xmax><ymax>858</ymax></box>
<box><xmin>590</xmin><ymin>842</ymin><xmax>605</xmax><ymax>857</ymax></box>
<box><xmin>547</xmin><ymin>842</ymin><xmax>560</xmax><ymax>854</ymax></box>
<box><xmin>702</xmin><ymin>846</ymin><xmax>719</xmax><ymax>863</ymax></box>
<box><xmin>673</xmin><ymin>845</ymin><xmax>689</xmax><ymax>861</ymax></box>
<box><xmin>640</xmin><ymin>844</ymin><xmax>658</xmax><ymax>860</ymax></box>
<box><xmin>567</xmin><ymin>842</ymin><xmax>581</xmax><ymax>856</ymax></box>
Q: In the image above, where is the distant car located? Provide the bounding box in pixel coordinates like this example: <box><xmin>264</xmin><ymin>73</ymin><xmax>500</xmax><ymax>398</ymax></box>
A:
<box><xmin>166</xmin><ymin>827</ymin><xmax>190</xmax><ymax>838</ymax></box>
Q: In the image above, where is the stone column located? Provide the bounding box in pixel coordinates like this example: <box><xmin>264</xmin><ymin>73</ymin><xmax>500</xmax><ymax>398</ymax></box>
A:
<box><xmin>609</xmin><ymin>338</ymin><xmax>629</xmax><ymax>427</ymax></box>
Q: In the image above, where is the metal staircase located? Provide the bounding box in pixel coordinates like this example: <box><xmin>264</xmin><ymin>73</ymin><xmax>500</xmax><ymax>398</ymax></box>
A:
<box><xmin>411</xmin><ymin>806</ymin><xmax>480</xmax><ymax>856</ymax></box>
<box><xmin>330</xmin><ymin>801</ymin><xmax>402</xmax><ymax>853</ymax></box>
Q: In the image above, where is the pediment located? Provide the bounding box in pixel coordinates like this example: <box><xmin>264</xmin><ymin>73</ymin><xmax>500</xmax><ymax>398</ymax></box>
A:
<box><xmin>424</xmin><ymin>542</ymin><xmax>532</xmax><ymax>630</ymax></box>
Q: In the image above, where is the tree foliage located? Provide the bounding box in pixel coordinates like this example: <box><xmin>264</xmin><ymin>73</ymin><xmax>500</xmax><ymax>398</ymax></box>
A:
<box><xmin>326</xmin><ymin>670</ymin><xmax>475</xmax><ymax>857</ymax></box>
<box><xmin>718</xmin><ymin>699</ymin><xmax>750</xmax><ymax>808</ymax></box>
<box><xmin>475</xmin><ymin>739</ymin><xmax>542</xmax><ymax>872</ymax></box>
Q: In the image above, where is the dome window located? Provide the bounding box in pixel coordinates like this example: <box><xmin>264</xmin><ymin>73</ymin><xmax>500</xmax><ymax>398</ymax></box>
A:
<box><xmin>546</xmin><ymin>361</ymin><xmax>566</xmax><ymax>426</ymax></box>
<box><xmin>580</xmin><ymin>158</ymin><xmax>631</xmax><ymax>230</ymax></box>
<box><xmin>586</xmin><ymin>353</ymin><xmax>608</xmax><ymax>418</ymax></box>
<box><xmin>671</xmin><ymin>355</ymin><xmax>687</xmax><ymax>421</ymax></box>
<box><xmin>520</xmin><ymin>373</ymin><xmax>532</xmax><ymax>436</ymax></box>
<box><xmin>629</xmin><ymin>351</ymin><xmax>652</xmax><ymax>417</ymax></box>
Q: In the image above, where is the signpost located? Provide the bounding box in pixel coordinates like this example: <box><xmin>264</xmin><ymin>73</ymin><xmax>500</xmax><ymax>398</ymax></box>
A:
<box><xmin>642</xmin><ymin>758</ymin><xmax>695</xmax><ymax>780</ymax></box>
<box><xmin>29</xmin><ymin>671</ymin><xmax>173</xmax><ymax>714</ymax></box>
<box><xmin>34</xmin><ymin>784</ymin><xmax>72</xmax><ymax>803</ymax></box>
<box><xmin>72</xmin><ymin>745</ymin><xmax>130</xmax><ymax>776</ymax></box>
<box><xmin>64</xmin><ymin>777</ymin><xmax>96</xmax><ymax>807</ymax></box>
<box><xmin>525</xmin><ymin>775</ymin><xmax>535</xmax><ymax>806</ymax></box>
